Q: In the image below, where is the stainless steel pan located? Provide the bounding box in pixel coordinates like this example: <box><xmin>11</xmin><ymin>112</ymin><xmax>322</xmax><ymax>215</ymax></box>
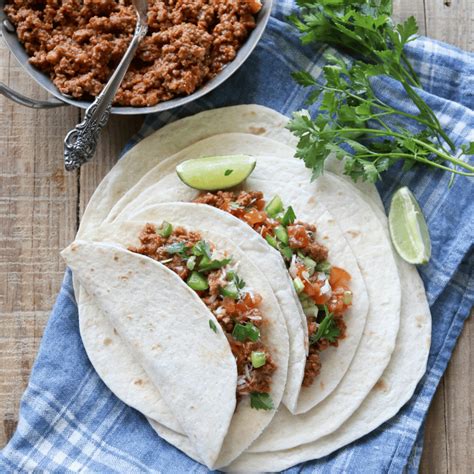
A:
<box><xmin>0</xmin><ymin>0</ymin><xmax>272</xmax><ymax>114</ymax></box>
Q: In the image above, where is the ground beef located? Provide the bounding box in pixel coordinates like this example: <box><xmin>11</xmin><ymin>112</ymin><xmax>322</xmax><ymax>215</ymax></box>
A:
<box><xmin>4</xmin><ymin>0</ymin><xmax>262</xmax><ymax>106</ymax></box>
<box><xmin>302</xmin><ymin>346</ymin><xmax>321</xmax><ymax>387</ymax></box>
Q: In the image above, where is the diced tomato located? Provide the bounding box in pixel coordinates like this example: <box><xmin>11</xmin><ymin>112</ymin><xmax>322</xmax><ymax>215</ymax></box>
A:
<box><xmin>329</xmin><ymin>267</ymin><xmax>351</xmax><ymax>289</ymax></box>
<box><xmin>243</xmin><ymin>208</ymin><xmax>267</xmax><ymax>226</ymax></box>
<box><xmin>328</xmin><ymin>287</ymin><xmax>350</xmax><ymax>315</ymax></box>
<box><xmin>223</xmin><ymin>298</ymin><xmax>236</xmax><ymax>314</ymax></box>
<box><xmin>287</xmin><ymin>225</ymin><xmax>311</xmax><ymax>248</ymax></box>
<box><xmin>244</xmin><ymin>292</ymin><xmax>262</xmax><ymax>308</ymax></box>
<box><xmin>235</xmin><ymin>300</ymin><xmax>247</xmax><ymax>313</ymax></box>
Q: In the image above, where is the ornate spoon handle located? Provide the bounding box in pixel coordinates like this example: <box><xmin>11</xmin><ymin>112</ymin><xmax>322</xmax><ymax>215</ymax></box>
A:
<box><xmin>64</xmin><ymin>5</ymin><xmax>148</xmax><ymax>171</ymax></box>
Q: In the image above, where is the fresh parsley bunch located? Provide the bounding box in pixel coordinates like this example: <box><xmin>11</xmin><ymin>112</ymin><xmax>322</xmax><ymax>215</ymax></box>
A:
<box><xmin>288</xmin><ymin>0</ymin><xmax>474</xmax><ymax>183</ymax></box>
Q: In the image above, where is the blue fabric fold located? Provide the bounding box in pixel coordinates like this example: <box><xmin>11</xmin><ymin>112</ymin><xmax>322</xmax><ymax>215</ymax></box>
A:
<box><xmin>1</xmin><ymin>2</ymin><xmax>473</xmax><ymax>472</ymax></box>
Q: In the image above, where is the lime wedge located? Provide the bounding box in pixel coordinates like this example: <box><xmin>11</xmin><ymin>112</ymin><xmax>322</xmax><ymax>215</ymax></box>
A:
<box><xmin>388</xmin><ymin>187</ymin><xmax>431</xmax><ymax>265</ymax></box>
<box><xmin>176</xmin><ymin>155</ymin><xmax>256</xmax><ymax>191</ymax></box>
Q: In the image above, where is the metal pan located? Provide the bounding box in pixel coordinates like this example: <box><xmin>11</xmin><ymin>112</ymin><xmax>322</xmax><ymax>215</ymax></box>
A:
<box><xmin>0</xmin><ymin>0</ymin><xmax>272</xmax><ymax>114</ymax></box>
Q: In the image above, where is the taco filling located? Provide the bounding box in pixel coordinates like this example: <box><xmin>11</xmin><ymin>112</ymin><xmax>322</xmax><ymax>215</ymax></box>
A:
<box><xmin>129</xmin><ymin>223</ymin><xmax>276</xmax><ymax>409</ymax></box>
<box><xmin>194</xmin><ymin>191</ymin><xmax>353</xmax><ymax>388</ymax></box>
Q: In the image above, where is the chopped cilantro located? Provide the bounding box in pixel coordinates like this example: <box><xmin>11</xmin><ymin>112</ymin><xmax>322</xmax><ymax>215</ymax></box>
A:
<box><xmin>232</xmin><ymin>322</ymin><xmax>260</xmax><ymax>342</ymax></box>
<box><xmin>234</xmin><ymin>274</ymin><xmax>246</xmax><ymax>289</ymax></box>
<box><xmin>250</xmin><ymin>392</ymin><xmax>274</xmax><ymax>410</ymax></box>
<box><xmin>198</xmin><ymin>257</ymin><xmax>232</xmax><ymax>272</ymax></box>
<box><xmin>224</xmin><ymin>169</ymin><xmax>234</xmax><ymax>176</ymax></box>
<box><xmin>316</xmin><ymin>260</ymin><xmax>332</xmax><ymax>275</ymax></box>
<box><xmin>166</xmin><ymin>242</ymin><xmax>187</xmax><ymax>255</ymax></box>
<box><xmin>280</xmin><ymin>206</ymin><xmax>296</xmax><ymax>226</ymax></box>
<box><xmin>229</xmin><ymin>202</ymin><xmax>243</xmax><ymax>210</ymax></box>
<box><xmin>226</xmin><ymin>272</ymin><xmax>245</xmax><ymax>289</ymax></box>
<box><xmin>220</xmin><ymin>282</ymin><xmax>239</xmax><ymax>300</ymax></box>
<box><xmin>309</xmin><ymin>306</ymin><xmax>340</xmax><ymax>345</ymax></box>
<box><xmin>192</xmin><ymin>240</ymin><xmax>212</xmax><ymax>259</ymax></box>
<box><xmin>209</xmin><ymin>320</ymin><xmax>218</xmax><ymax>333</ymax></box>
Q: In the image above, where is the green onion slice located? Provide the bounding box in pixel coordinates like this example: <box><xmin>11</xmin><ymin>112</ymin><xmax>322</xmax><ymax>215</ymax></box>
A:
<box><xmin>251</xmin><ymin>351</ymin><xmax>266</xmax><ymax>368</ymax></box>
<box><xmin>265</xmin><ymin>195</ymin><xmax>283</xmax><ymax>217</ymax></box>
<box><xmin>158</xmin><ymin>221</ymin><xmax>173</xmax><ymax>238</ymax></box>
<box><xmin>293</xmin><ymin>277</ymin><xmax>305</xmax><ymax>294</ymax></box>
<box><xmin>275</xmin><ymin>226</ymin><xmax>289</xmax><ymax>244</ymax></box>
<box><xmin>232</xmin><ymin>322</ymin><xmax>260</xmax><ymax>342</ymax></box>
<box><xmin>186</xmin><ymin>271</ymin><xmax>209</xmax><ymax>291</ymax></box>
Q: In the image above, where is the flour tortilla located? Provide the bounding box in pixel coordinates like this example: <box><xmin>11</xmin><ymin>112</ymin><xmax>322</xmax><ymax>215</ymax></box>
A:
<box><xmin>61</xmin><ymin>241</ymin><xmax>236</xmax><ymax>468</ymax></box>
<box><xmin>139</xmin><ymin>175</ymin><xmax>429</xmax><ymax>470</ymax></box>
<box><xmin>153</xmin><ymin>254</ymin><xmax>430</xmax><ymax>473</ymax></box>
<box><xmin>74</xmin><ymin>222</ymin><xmax>290</xmax><ymax>468</ymax></box>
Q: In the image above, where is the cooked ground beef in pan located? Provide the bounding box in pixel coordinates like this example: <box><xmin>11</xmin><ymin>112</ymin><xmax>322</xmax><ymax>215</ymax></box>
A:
<box><xmin>5</xmin><ymin>0</ymin><xmax>262</xmax><ymax>106</ymax></box>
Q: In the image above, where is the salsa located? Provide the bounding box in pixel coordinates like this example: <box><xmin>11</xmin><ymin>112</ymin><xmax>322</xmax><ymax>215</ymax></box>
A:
<box><xmin>194</xmin><ymin>191</ymin><xmax>353</xmax><ymax>388</ymax></box>
<box><xmin>129</xmin><ymin>222</ymin><xmax>276</xmax><ymax>408</ymax></box>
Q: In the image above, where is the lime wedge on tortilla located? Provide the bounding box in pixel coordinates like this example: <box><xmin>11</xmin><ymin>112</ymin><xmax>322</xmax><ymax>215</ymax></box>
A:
<box><xmin>389</xmin><ymin>186</ymin><xmax>431</xmax><ymax>265</ymax></box>
<box><xmin>176</xmin><ymin>155</ymin><xmax>256</xmax><ymax>191</ymax></box>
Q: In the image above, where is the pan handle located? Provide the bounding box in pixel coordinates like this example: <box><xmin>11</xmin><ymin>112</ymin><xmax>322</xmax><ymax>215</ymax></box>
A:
<box><xmin>0</xmin><ymin>82</ymin><xmax>67</xmax><ymax>109</ymax></box>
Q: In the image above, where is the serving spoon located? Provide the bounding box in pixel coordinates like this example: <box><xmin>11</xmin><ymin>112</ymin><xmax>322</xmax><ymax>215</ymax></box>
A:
<box><xmin>63</xmin><ymin>0</ymin><xmax>148</xmax><ymax>171</ymax></box>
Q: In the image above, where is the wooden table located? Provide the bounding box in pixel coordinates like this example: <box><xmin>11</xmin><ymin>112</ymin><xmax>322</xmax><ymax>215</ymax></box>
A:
<box><xmin>0</xmin><ymin>1</ymin><xmax>472</xmax><ymax>471</ymax></box>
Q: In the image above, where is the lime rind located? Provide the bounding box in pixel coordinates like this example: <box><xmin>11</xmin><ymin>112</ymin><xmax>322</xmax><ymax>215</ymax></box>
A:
<box><xmin>388</xmin><ymin>187</ymin><xmax>431</xmax><ymax>265</ymax></box>
<box><xmin>176</xmin><ymin>155</ymin><xmax>256</xmax><ymax>191</ymax></box>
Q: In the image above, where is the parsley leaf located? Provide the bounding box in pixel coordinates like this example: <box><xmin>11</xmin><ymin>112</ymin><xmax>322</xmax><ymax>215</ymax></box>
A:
<box><xmin>287</xmin><ymin>0</ymin><xmax>474</xmax><ymax>182</ymax></box>
<box><xmin>250</xmin><ymin>392</ymin><xmax>274</xmax><ymax>410</ymax></box>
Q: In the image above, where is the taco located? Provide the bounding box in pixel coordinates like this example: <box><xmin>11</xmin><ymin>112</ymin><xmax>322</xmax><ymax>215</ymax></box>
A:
<box><xmin>64</xmin><ymin>223</ymin><xmax>289</xmax><ymax>468</ymax></box>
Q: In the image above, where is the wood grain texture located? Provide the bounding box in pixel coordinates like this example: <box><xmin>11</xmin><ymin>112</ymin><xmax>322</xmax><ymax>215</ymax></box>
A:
<box><xmin>0</xmin><ymin>1</ymin><xmax>472</xmax><ymax>472</ymax></box>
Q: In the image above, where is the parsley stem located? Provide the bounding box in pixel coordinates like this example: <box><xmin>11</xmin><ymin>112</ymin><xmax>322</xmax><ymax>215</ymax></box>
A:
<box><xmin>324</xmin><ymin>127</ymin><xmax>474</xmax><ymax>173</ymax></box>
<box><xmin>321</xmin><ymin>85</ymin><xmax>445</xmax><ymax>137</ymax></box>
<box><xmin>400</xmin><ymin>52</ymin><xmax>421</xmax><ymax>88</ymax></box>
<box><xmin>354</xmin><ymin>153</ymin><xmax>474</xmax><ymax>177</ymax></box>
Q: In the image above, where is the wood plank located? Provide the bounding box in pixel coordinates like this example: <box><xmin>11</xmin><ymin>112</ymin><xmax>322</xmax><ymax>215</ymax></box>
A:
<box><xmin>443</xmin><ymin>314</ymin><xmax>473</xmax><ymax>473</ymax></box>
<box><xmin>421</xmin><ymin>379</ymin><xmax>449</xmax><ymax>473</ymax></box>
<box><xmin>0</xmin><ymin>41</ymin><xmax>79</xmax><ymax>446</ymax></box>
<box><xmin>424</xmin><ymin>0</ymin><xmax>474</xmax><ymax>51</ymax></box>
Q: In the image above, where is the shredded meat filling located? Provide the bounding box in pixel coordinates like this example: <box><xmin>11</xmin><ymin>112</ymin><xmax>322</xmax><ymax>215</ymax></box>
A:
<box><xmin>5</xmin><ymin>0</ymin><xmax>262</xmax><ymax>106</ymax></box>
<box><xmin>128</xmin><ymin>223</ymin><xmax>276</xmax><ymax>398</ymax></box>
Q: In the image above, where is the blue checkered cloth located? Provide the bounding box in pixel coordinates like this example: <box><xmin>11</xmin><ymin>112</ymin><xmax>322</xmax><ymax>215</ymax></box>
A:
<box><xmin>2</xmin><ymin>2</ymin><xmax>473</xmax><ymax>472</ymax></box>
